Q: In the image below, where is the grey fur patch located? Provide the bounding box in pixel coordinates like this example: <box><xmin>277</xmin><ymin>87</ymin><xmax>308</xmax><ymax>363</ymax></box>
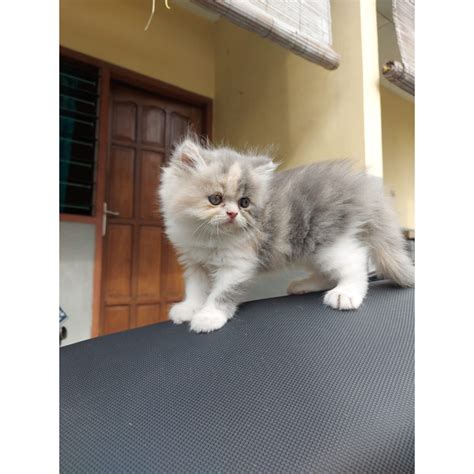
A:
<box><xmin>259</xmin><ymin>161</ymin><xmax>365</xmax><ymax>265</ymax></box>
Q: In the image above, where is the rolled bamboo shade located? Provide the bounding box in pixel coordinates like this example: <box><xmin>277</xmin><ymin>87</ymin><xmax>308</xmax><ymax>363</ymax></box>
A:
<box><xmin>383</xmin><ymin>0</ymin><xmax>415</xmax><ymax>95</ymax></box>
<box><xmin>192</xmin><ymin>0</ymin><xmax>340</xmax><ymax>70</ymax></box>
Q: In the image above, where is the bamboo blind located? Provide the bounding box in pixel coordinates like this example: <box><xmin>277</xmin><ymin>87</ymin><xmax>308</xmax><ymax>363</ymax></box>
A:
<box><xmin>383</xmin><ymin>0</ymin><xmax>415</xmax><ymax>95</ymax></box>
<box><xmin>192</xmin><ymin>0</ymin><xmax>340</xmax><ymax>70</ymax></box>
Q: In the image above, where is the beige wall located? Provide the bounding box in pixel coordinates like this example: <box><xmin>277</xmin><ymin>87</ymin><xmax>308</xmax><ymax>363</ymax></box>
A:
<box><xmin>60</xmin><ymin>1</ymin><xmax>412</xmax><ymax>225</ymax></box>
<box><xmin>60</xmin><ymin>0</ymin><xmax>215</xmax><ymax>98</ymax></box>
<box><xmin>214</xmin><ymin>0</ymin><xmax>383</xmax><ymax>175</ymax></box>
<box><xmin>61</xmin><ymin>0</ymin><xmax>385</xmax><ymax>175</ymax></box>
<box><xmin>380</xmin><ymin>87</ymin><xmax>415</xmax><ymax>228</ymax></box>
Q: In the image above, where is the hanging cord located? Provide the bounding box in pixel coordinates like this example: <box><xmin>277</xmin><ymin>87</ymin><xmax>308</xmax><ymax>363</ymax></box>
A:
<box><xmin>144</xmin><ymin>0</ymin><xmax>171</xmax><ymax>31</ymax></box>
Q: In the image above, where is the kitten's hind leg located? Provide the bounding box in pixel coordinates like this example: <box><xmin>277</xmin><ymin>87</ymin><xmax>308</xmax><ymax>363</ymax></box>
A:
<box><xmin>287</xmin><ymin>272</ymin><xmax>333</xmax><ymax>295</ymax></box>
<box><xmin>316</xmin><ymin>236</ymin><xmax>369</xmax><ymax>311</ymax></box>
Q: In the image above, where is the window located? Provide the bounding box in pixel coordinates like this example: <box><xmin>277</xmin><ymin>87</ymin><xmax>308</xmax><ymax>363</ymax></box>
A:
<box><xmin>60</xmin><ymin>57</ymin><xmax>100</xmax><ymax>216</ymax></box>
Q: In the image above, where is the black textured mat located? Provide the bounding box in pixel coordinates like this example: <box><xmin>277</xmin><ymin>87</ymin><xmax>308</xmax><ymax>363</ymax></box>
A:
<box><xmin>60</xmin><ymin>281</ymin><xmax>414</xmax><ymax>473</ymax></box>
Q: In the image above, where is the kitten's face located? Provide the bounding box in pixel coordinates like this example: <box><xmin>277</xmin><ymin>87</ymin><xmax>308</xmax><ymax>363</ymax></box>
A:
<box><xmin>160</xmin><ymin>139</ymin><xmax>277</xmax><ymax>239</ymax></box>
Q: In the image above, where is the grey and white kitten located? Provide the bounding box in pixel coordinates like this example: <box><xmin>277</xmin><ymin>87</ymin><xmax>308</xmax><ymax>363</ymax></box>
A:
<box><xmin>159</xmin><ymin>138</ymin><xmax>414</xmax><ymax>333</ymax></box>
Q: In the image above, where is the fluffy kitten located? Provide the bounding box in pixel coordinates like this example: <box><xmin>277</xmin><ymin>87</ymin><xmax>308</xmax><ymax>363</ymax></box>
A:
<box><xmin>159</xmin><ymin>138</ymin><xmax>414</xmax><ymax>333</ymax></box>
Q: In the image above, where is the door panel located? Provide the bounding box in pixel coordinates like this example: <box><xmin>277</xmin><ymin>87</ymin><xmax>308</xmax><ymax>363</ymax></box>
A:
<box><xmin>136</xmin><ymin>304</ymin><xmax>162</xmax><ymax>328</ymax></box>
<box><xmin>104</xmin><ymin>224</ymin><xmax>132</xmax><ymax>300</ymax></box>
<box><xmin>169</xmin><ymin>112</ymin><xmax>192</xmax><ymax>142</ymax></box>
<box><xmin>139</xmin><ymin>150</ymin><xmax>163</xmax><ymax>220</ymax></box>
<box><xmin>160</xmin><ymin>237</ymin><xmax>185</xmax><ymax>301</ymax></box>
<box><xmin>141</xmin><ymin>107</ymin><xmax>166</xmax><ymax>146</ymax></box>
<box><xmin>103</xmin><ymin>306</ymin><xmax>130</xmax><ymax>334</ymax></box>
<box><xmin>112</xmin><ymin>102</ymin><xmax>137</xmax><ymax>141</ymax></box>
<box><xmin>108</xmin><ymin>146</ymin><xmax>135</xmax><ymax>218</ymax></box>
<box><xmin>137</xmin><ymin>226</ymin><xmax>162</xmax><ymax>298</ymax></box>
<box><xmin>100</xmin><ymin>83</ymin><xmax>206</xmax><ymax>335</ymax></box>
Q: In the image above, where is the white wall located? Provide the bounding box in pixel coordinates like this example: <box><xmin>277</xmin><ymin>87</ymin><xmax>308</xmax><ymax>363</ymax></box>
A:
<box><xmin>241</xmin><ymin>268</ymin><xmax>307</xmax><ymax>303</ymax></box>
<box><xmin>60</xmin><ymin>222</ymin><xmax>95</xmax><ymax>345</ymax></box>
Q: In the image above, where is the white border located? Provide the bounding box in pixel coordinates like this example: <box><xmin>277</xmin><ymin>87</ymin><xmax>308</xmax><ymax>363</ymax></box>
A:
<box><xmin>416</xmin><ymin>0</ymin><xmax>474</xmax><ymax>472</ymax></box>
<box><xmin>1</xmin><ymin>0</ymin><xmax>59</xmax><ymax>471</ymax></box>
<box><xmin>3</xmin><ymin>0</ymin><xmax>474</xmax><ymax>471</ymax></box>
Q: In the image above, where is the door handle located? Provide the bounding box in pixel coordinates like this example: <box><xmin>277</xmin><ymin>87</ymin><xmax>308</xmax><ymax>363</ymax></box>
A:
<box><xmin>105</xmin><ymin>209</ymin><xmax>120</xmax><ymax>216</ymax></box>
<box><xmin>103</xmin><ymin>202</ymin><xmax>120</xmax><ymax>236</ymax></box>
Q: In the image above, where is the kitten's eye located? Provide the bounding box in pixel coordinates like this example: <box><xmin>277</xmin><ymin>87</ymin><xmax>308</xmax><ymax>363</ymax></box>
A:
<box><xmin>239</xmin><ymin>197</ymin><xmax>250</xmax><ymax>208</ymax></box>
<box><xmin>208</xmin><ymin>193</ymin><xmax>223</xmax><ymax>205</ymax></box>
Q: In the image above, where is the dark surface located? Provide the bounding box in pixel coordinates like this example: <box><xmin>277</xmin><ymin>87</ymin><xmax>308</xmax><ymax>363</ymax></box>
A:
<box><xmin>60</xmin><ymin>281</ymin><xmax>414</xmax><ymax>473</ymax></box>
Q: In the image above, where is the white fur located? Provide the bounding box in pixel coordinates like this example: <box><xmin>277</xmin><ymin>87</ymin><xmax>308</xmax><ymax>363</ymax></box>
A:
<box><xmin>315</xmin><ymin>235</ymin><xmax>369</xmax><ymax>310</ymax></box>
<box><xmin>190</xmin><ymin>305</ymin><xmax>228</xmax><ymax>333</ymax></box>
<box><xmin>163</xmin><ymin>203</ymin><xmax>258</xmax><ymax>333</ymax></box>
<box><xmin>169</xmin><ymin>265</ymin><xmax>210</xmax><ymax>324</ymax></box>
<box><xmin>190</xmin><ymin>258</ymin><xmax>257</xmax><ymax>333</ymax></box>
<box><xmin>286</xmin><ymin>235</ymin><xmax>368</xmax><ymax>308</ymax></box>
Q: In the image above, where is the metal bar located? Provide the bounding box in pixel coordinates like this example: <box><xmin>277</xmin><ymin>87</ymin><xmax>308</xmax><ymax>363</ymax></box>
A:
<box><xmin>60</xmin><ymin>106</ymin><xmax>98</xmax><ymax>120</ymax></box>
<box><xmin>60</xmin><ymin>93</ymin><xmax>96</xmax><ymax>107</ymax></box>
<box><xmin>60</xmin><ymin>71</ymin><xmax>98</xmax><ymax>87</ymax></box>
<box><xmin>60</xmin><ymin>203</ymin><xmax>92</xmax><ymax>211</ymax></box>
<box><xmin>60</xmin><ymin>114</ymin><xmax>95</xmax><ymax>127</ymax></box>
<box><xmin>60</xmin><ymin>159</ymin><xmax>93</xmax><ymax>168</ymax></box>
<box><xmin>60</xmin><ymin>84</ymin><xmax>100</xmax><ymax>99</ymax></box>
<box><xmin>60</xmin><ymin>180</ymin><xmax>92</xmax><ymax>190</ymax></box>
<box><xmin>60</xmin><ymin>136</ymin><xmax>96</xmax><ymax>147</ymax></box>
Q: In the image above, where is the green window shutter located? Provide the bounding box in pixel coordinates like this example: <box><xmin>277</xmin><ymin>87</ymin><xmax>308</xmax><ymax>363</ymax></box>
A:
<box><xmin>60</xmin><ymin>57</ymin><xmax>100</xmax><ymax>216</ymax></box>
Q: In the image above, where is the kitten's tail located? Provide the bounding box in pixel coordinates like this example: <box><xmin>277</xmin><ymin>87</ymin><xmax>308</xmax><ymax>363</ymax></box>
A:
<box><xmin>368</xmin><ymin>202</ymin><xmax>414</xmax><ymax>287</ymax></box>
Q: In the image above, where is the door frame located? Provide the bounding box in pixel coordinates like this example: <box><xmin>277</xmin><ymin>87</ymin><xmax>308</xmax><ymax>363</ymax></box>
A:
<box><xmin>60</xmin><ymin>47</ymin><xmax>213</xmax><ymax>337</ymax></box>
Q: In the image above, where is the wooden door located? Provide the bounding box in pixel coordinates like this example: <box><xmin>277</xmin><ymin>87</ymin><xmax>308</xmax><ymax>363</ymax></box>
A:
<box><xmin>100</xmin><ymin>83</ymin><xmax>205</xmax><ymax>335</ymax></box>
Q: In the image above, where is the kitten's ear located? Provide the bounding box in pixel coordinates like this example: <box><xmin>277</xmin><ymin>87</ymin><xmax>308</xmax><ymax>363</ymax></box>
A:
<box><xmin>172</xmin><ymin>139</ymin><xmax>205</xmax><ymax>170</ymax></box>
<box><xmin>253</xmin><ymin>156</ymin><xmax>278</xmax><ymax>178</ymax></box>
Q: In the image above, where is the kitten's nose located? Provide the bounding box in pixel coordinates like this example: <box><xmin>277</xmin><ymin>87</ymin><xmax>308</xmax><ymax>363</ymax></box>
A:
<box><xmin>226</xmin><ymin>210</ymin><xmax>238</xmax><ymax>220</ymax></box>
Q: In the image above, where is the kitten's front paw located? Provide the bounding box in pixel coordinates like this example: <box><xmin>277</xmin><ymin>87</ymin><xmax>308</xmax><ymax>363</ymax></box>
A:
<box><xmin>323</xmin><ymin>288</ymin><xmax>363</xmax><ymax>310</ymax></box>
<box><xmin>169</xmin><ymin>301</ymin><xmax>200</xmax><ymax>325</ymax></box>
<box><xmin>190</xmin><ymin>306</ymin><xmax>228</xmax><ymax>333</ymax></box>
